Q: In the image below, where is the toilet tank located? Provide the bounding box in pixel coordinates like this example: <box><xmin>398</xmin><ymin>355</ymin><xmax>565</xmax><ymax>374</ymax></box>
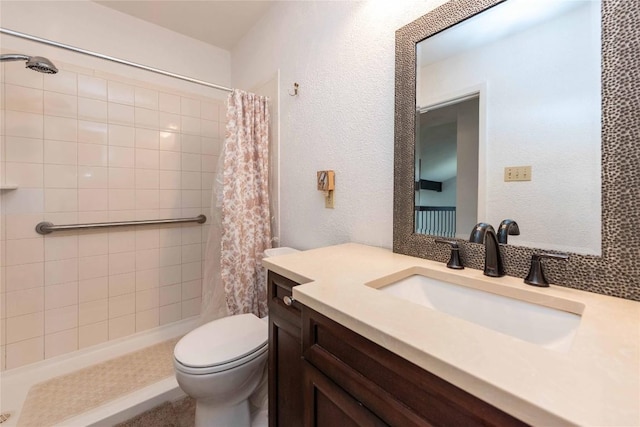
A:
<box><xmin>263</xmin><ymin>247</ymin><xmax>299</xmax><ymax>258</ymax></box>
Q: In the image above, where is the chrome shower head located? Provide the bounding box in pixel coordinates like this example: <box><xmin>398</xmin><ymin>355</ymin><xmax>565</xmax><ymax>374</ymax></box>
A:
<box><xmin>0</xmin><ymin>53</ymin><xmax>58</xmax><ymax>74</ymax></box>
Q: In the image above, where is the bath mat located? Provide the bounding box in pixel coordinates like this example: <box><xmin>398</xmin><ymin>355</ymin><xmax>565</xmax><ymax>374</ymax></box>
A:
<box><xmin>17</xmin><ymin>337</ymin><xmax>180</xmax><ymax>427</ymax></box>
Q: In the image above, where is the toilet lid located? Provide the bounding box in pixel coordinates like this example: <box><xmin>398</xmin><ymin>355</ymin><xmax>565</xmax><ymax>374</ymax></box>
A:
<box><xmin>174</xmin><ymin>313</ymin><xmax>268</xmax><ymax>368</ymax></box>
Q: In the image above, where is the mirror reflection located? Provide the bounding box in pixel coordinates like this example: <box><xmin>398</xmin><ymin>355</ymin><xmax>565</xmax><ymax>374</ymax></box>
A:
<box><xmin>415</xmin><ymin>0</ymin><xmax>602</xmax><ymax>255</ymax></box>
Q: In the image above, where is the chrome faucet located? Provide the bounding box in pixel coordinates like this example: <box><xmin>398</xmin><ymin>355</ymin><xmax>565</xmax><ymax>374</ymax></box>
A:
<box><xmin>469</xmin><ymin>223</ymin><xmax>505</xmax><ymax>277</ymax></box>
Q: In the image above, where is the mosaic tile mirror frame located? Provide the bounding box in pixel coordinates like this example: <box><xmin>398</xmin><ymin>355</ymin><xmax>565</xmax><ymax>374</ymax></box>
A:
<box><xmin>393</xmin><ymin>0</ymin><xmax>639</xmax><ymax>300</ymax></box>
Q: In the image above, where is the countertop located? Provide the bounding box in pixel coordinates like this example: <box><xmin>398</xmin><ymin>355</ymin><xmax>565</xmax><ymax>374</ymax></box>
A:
<box><xmin>262</xmin><ymin>243</ymin><xmax>640</xmax><ymax>426</ymax></box>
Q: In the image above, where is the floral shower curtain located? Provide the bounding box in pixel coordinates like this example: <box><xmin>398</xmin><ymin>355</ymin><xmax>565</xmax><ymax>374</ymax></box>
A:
<box><xmin>201</xmin><ymin>89</ymin><xmax>271</xmax><ymax>321</ymax></box>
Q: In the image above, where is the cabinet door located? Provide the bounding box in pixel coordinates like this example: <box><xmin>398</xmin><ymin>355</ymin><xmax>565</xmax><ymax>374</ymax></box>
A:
<box><xmin>268</xmin><ymin>271</ymin><xmax>304</xmax><ymax>427</ymax></box>
<box><xmin>304</xmin><ymin>361</ymin><xmax>388</xmax><ymax>427</ymax></box>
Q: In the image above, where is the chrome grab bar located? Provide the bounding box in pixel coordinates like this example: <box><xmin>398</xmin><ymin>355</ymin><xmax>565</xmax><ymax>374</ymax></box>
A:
<box><xmin>35</xmin><ymin>214</ymin><xmax>207</xmax><ymax>235</ymax></box>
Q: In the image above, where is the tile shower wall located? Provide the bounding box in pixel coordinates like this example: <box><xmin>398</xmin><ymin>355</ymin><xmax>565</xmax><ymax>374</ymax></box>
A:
<box><xmin>0</xmin><ymin>60</ymin><xmax>224</xmax><ymax>370</ymax></box>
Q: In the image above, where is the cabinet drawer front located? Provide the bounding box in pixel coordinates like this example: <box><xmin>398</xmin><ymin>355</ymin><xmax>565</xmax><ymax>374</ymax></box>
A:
<box><xmin>302</xmin><ymin>307</ymin><xmax>528</xmax><ymax>427</ymax></box>
<box><xmin>268</xmin><ymin>270</ymin><xmax>301</xmax><ymax>324</ymax></box>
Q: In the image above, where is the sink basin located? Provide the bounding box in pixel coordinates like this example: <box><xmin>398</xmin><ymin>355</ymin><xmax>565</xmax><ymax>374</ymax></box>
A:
<box><xmin>368</xmin><ymin>269</ymin><xmax>583</xmax><ymax>352</ymax></box>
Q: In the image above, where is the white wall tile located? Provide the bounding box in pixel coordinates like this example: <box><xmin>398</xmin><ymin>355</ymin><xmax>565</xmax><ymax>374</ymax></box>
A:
<box><xmin>108</xmin><ymin>124</ymin><xmax>135</xmax><ymax>147</ymax></box>
<box><xmin>44</xmin><ymin>140</ymin><xmax>77</xmax><ymax>165</ymax></box>
<box><xmin>181</xmin><ymin>153</ymin><xmax>201</xmax><ymax>172</ymax></box>
<box><xmin>78</xmin><ymin>189</ymin><xmax>108</xmax><ymax>211</ymax></box>
<box><xmin>79</xmin><ymin>233</ymin><xmax>109</xmax><ymax>257</ymax></box>
<box><xmin>45</xmin><ymin>258</ymin><xmax>78</xmax><ymax>286</ymax></box>
<box><xmin>78</xmin><ymin>120</ymin><xmax>108</xmax><ymax>145</ymax></box>
<box><xmin>44</xmin><ymin>164</ymin><xmax>77</xmax><ymax>188</ymax></box>
<box><xmin>108</xmin><ymin>168</ymin><xmax>135</xmax><ymax>189</ymax></box>
<box><xmin>181</xmin><ymin>134</ymin><xmax>201</xmax><ymax>154</ymax></box>
<box><xmin>134</xmin><ymin>88</ymin><xmax>158</xmax><ymax>110</ymax></box>
<box><xmin>108</xmin><ymin>81</ymin><xmax>135</xmax><ymax>105</ymax></box>
<box><xmin>181</xmin><ymin>297</ymin><xmax>201</xmax><ymax>318</ymax></box>
<box><xmin>181</xmin><ymin>279</ymin><xmax>202</xmax><ymax>300</ymax></box>
<box><xmin>79</xmin><ymin>321</ymin><xmax>108</xmax><ymax>348</ymax></box>
<box><xmin>108</xmin><ymin>189</ymin><xmax>135</xmax><ymax>210</ymax></box>
<box><xmin>79</xmin><ymin>299</ymin><xmax>108</xmax><ymax>326</ymax></box>
<box><xmin>44</xmin><ymin>328</ymin><xmax>78</xmax><ymax>358</ymax></box>
<box><xmin>159</xmin><ymin>283</ymin><xmax>181</xmax><ymax>306</ymax></box>
<box><xmin>6</xmin><ymin>162</ymin><xmax>44</xmax><ymax>187</ymax></box>
<box><xmin>201</xmin><ymin>102</ymin><xmax>219</xmax><ymax>121</ymax></box>
<box><xmin>109</xmin><ymin>252</ymin><xmax>136</xmax><ymax>276</ymax></box>
<box><xmin>78</xmin><ymin>254</ymin><xmax>108</xmax><ymax>280</ymax></box>
<box><xmin>108</xmin><ymin>146</ymin><xmax>135</xmax><ymax>168</ymax></box>
<box><xmin>135</xmin><ymin>148</ymin><xmax>159</xmax><ymax>169</ymax></box>
<box><xmin>6</xmin><ymin>337</ymin><xmax>43</xmax><ymax>369</ymax></box>
<box><xmin>159</xmin><ymin>131</ymin><xmax>180</xmax><ymax>152</ymax></box>
<box><xmin>44</xmin><ymin>115</ymin><xmax>77</xmax><ymax>141</ymax></box>
<box><xmin>135</xmin><ymin>268</ymin><xmax>159</xmax><ymax>291</ymax></box>
<box><xmin>135</xmin><ymin>128</ymin><xmax>159</xmax><ymax>150</ymax></box>
<box><xmin>181</xmin><ymin>98</ymin><xmax>200</xmax><ymax>118</ymax></box>
<box><xmin>135</xmin><ymin>228</ymin><xmax>160</xmax><ymax>250</ymax></box>
<box><xmin>136</xmin><ymin>288</ymin><xmax>159</xmax><ymax>311</ymax></box>
<box><xmin>44</xmin><ymin>70</ymin><xmax>77</xmax><ymax>95</ymax></box>
<box><xmin>78</xmin><ymin>75</ymin><xmax>107</xmax><ymax>100</ymax></box>
<box><xmin>181</xmin><ymin>226</ymin><xmax>202</xmax><ymax>244</ymax></box>
<box><xmin>5</xmin><ymin>287</ymin><xmax>44</xmax><ymax>318</ymax></box>
<box><xmin>109</xmin><ymin>294</ymin><xmax>135</xmax><ymax>318</ymax></box>
<box><xmin>135</xmin><ymin>189</ymin><xmax>159</xmax><ymax>210</ymax></box>
<box><xmin>78</xmin><ymin>98</ymin><xmax>108</xmax><ymax>122</ymax></box>
<box><xmin>159</xmin><ymin>190</ymin><xmax>181</xmax><ymax>209</ymax></box>
<box><xmin>45</xmin><ymin>189</ymin><xmax>78</xmax><ymax>212</ymax></box>
<box><xmin>6</xmin><ymin>311</ymin><xmax>44</xmax><ymax>344</ymax></box>
<box><xmin>6</xmin><ymin>238</ymin><xmax>44</xmax><ymax>266</ymax></box>
<box><xmin>5</xmin><ymin>84</ymin><xmax>43</xmax><ymax>114</ymax></box>
<box><xmin>5</xmin><ymin>136</ymin><xmax>43</xmax><ymax>163</ymax></box>
<box><xmin>159</xmin><ymin>303</ymin><xmax>181</xmax><ymax>325</ymax></box>
<box><xmin>108</xmin><ymin>314</ymin><xmax>135</xmax><ymax>340</ymax></box>
<box><xmin>135</xmin><ymin>169</ymin><xmax>159</xmax><ymax>189</ymax></box>
<box><xmin>5</xmin><ymin>110</ymin><xmax>43</xmax><ymax>138</ymax></box>
<box><xmin>4</xmin><ymin>63</ymin><xmax>43</xmax><ymax>89</ymax></box>
<box><xmin>201</xmin><ymin>120</ymin><xmax>219</xmax><ymax>139</ymax></box>
<box><xmin>135</xmin><ymin>108</ymin><xmax>158</xmax><ymax>129</ymax></box>
<box><xmin>136</xmin><ymin>248</ymin><xmax>159</xmax><ymax>271</ymax></box>
<box><xmin>109</xmin><ymin>272</ymin><xmax>135</xmax><ymax>297</ymax></box>
<box><xmin>159</xmin><ymin>226</ymin><xmax>182</xmax><ymax>247</ymax></box>
<box><xmin>6</xmin><ymin>263</ymin><xmax>44</xmax><ymax>291</ymax></box>
<box><xmin>159</xmin><ymin>93</ymin><xmax>180</xmax><ymax>114</ymax></box>
<box><xmin>201</xmin><ymin>155</ymin><xmax>217</xmax><ymax>173</ymax></box>
<box><xmin>44</xmin><ymin>235</ymin><xmax>78</xmax><ymax>261</ymax></box>
<box><xmin>181</xmin><ymin>116</ymin><xmax>200</xmax><ymax>135</ymax></box>
<box><xmin>45</xmin><ymin>282</ymin><xmax>78</xmax><ymax>310</ymax></box>
<box><xmin>108</xmin><ymin>103</ymin><xmax>135</xmax><ymax>126</ymax></box>
<box><xmin>78</xmin><ymin>144</ymin><xmax>108</xmax><ymax>166</ymax></box>
<box><xmin>3</xmin><ymin>189</ymin><xmax>44</xmax><ymax>214</ymax></box>
<box><xmin>159</xmin><ymin>113</ymin><xmax>180</xmax><ymax>132</ymax></box>
<box><xmin>159</xmin><ymin>152</ymin><xmax>181</xmax><ymax>171</ymax></box>
<box><xmin>136</xmin><ymin>308</ymin><xmax>159</xmax><ymax>332</ymax></box>
<box><xmin>45</xmin><ymin>305</ymin><xmax>78</xmax><ymax>334</ymax></box>
<box><xmin>78</xmin><ymin>276</ymin><xmax>108</xmax><ymax>303</ymax></box>
<box><xmin>181</xmin><ymin>261</ymin><xmax>202</xmax><ymax>282</ymax></box>
<box><xmin>181</xmin><ymin>190</ymin><xmax>201</xmax><ymax>209</ymax></box>
<box><xmin>78</xmin><ymin>166</ymin><xmax>108</xmax><ymax>188</ymax></box>
<box><xmin>44</xmin><ymin>92</ymin><xmax>77</xmax><ymax>118</ymax></box>
<box><xmin>201</xmin><ymin>137</ymin><xmax>220</xmax><ymax>156</ymax></box>
<box><xmin>181</xmin><ymin>244</ymin><xmax>201</xmax><ymax>264</ymax></box>
<box><xmin>108</xmin><ymin>229</ymin><xmax>136</xmax><ymax>253</ymax></box>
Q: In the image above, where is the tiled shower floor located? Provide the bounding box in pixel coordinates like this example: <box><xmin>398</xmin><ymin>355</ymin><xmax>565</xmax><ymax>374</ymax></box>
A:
<box><xmin>17</xmin><ymin>338</ymin><xmax>180</xmax><ymax>426</ymax></box>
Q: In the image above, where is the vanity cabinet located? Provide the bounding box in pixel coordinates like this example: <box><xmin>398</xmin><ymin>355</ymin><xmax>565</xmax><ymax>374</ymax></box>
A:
<box><xmin>267</xmin><ymin>271</ymin><xmax>304</xmax><ymax>427</ymax></box>
<box><xmin>268</xmin><ymin>270</ymin><xmax>527</xmax><ymax>427</ymax></box>
<box><xmin>301</xmin><ymin>307</ymin><xmax>528</xmax><ymax>427</ymax></box>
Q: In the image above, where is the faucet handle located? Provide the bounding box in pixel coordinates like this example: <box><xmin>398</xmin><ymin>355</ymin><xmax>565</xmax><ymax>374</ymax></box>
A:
<box><xmin>435</xmin><ymin>239</ymin><xmax>464</xmax><ymax>270</ymax></box>
<box><xmin>524</xmin><ymin>253</ymin><xmax>569</xmax><ymax>287</ymax></box>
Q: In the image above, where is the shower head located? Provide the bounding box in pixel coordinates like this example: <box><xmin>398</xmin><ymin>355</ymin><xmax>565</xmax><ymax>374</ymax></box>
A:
<box><xmin>0</xmin><ymin>53</ymin><xmax>58</xmax><ymax>74</ymax></box>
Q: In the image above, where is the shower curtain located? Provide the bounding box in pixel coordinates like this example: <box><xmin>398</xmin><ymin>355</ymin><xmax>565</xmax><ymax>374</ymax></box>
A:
<box><xmin>201</xmin><ymin>89</ymin><xmax>271</xmax><ymax>322</ymax></box>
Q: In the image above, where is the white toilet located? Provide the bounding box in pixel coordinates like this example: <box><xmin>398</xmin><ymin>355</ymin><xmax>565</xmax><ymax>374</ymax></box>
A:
<box><xmin>173</xmin><ymin>247</ymin><xmax>299</xmax><ymax>426</ymax></box>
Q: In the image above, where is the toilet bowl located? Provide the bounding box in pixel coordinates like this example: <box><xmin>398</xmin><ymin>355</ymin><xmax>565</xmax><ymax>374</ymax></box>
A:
<box><xmin>174</xmin><ymin>247</ymin><xmax>299</xmax><ymax>426</ymax></box>
<box><xmin>174</xmin><ymin>313</ymin><xmax>268</xmax><ymax>426</ymax></box>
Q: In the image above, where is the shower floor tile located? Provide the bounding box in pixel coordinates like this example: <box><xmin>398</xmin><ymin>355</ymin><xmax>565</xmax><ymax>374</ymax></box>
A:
<box><xmin>17</xmin><ymin>337</ymin><xmax>180</xmax><ymax>427</ymax></box>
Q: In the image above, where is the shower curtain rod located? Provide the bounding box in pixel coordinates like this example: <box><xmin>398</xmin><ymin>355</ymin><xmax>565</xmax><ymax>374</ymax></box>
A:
<box><xmin>0</xmin><ymin>27</ymin><xmax>234</xmax><ymax>93</ymax></box>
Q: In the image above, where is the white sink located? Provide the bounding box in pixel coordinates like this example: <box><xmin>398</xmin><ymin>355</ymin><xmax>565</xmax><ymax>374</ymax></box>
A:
<box><xmin>368</xmin><ymin>270</ymin><xmax>583</xmax><ymax>353</ymax></box>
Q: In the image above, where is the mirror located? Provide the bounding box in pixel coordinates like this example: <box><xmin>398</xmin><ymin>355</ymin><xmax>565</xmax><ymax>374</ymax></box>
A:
<box><xmin>414</xmin><ymin>0</ymin><xmax>601</xmax><ymax>256</ymax></box>
<box><xmin>394</xmin><ymin>0</ymin><xmax>640</xmax><ymax>299</ymax></box>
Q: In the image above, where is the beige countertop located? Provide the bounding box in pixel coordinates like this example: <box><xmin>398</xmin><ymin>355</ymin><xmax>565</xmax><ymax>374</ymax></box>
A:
<box><xmin>262</xmin><ymin>243</ymin><xmax>640</xmax><ymax>426</ymax></box>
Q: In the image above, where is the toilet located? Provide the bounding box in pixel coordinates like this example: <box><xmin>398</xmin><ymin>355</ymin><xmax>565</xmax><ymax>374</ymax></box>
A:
<box><xmin>173</xmin><ymin>247</ymin><xmax>299</xmax><ymax>426</ymax></box>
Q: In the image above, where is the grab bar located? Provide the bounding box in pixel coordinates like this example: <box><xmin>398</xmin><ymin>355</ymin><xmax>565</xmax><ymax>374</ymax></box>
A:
<box><xmin>35</xmin><ymin>214</ymin><xmax>207</xmax><ymax>235</ymax></box>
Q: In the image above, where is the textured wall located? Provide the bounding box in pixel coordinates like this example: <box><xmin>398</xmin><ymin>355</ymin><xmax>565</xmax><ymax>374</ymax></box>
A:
<box><xmin>231</xmin><ymin>0</ymin><xmax>448</xmax><ymax>250</ymax></box>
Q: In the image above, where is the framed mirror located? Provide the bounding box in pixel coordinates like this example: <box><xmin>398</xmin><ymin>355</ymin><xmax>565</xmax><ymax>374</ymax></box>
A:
<box><xmin>394</xmin><ymin>0</ymin><xmax>639</xmax><ymax>300</ymax></box>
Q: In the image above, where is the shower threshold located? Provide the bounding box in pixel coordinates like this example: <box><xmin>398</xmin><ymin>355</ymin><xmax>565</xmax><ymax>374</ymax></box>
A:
<box><xmin>0</xmin><ymin>317</ymin><xmax>199</xmax><ymax>427</ymax></box>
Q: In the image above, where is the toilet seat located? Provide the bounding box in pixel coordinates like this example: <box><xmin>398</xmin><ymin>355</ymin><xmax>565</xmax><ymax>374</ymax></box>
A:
<box><xmin>174</xmin><ymin>313</ymin><xmax>268</xmax><ymax>375</ymax></box>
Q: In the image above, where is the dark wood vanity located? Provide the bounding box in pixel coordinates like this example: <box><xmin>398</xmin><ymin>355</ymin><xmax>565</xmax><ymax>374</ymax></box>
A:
<box><xmin>268</xmin><ymin>270</ymin><xmax>527</xmax><ymax>426</ymax></box>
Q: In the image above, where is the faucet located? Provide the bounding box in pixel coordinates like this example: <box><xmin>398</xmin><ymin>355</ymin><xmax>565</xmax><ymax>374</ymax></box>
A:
<box><xmin>469</xmin><ymin>223</ymin><xmax>505</xmax><ymax>277</ymax></box>
<box><xmin>497</xmin><ymin>219</ymin><xmax>520</xmax><ymax>244</ymax></box>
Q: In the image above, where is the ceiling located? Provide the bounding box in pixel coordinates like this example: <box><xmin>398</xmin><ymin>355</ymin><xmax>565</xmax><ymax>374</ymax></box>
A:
<box><xmin>94</xmin><ymin>1</ymin><xmax>275</xmax><ymax>50</ymax></box>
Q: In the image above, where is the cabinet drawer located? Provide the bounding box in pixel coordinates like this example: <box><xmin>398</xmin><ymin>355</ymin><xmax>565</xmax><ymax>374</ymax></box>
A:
<box><xmin>268</xmin><ymin>271</ymin><xmax>302</xmax><ymax>324</ymax></box>
<box><xmin>302</xmin><ymin>307</ymin><xmax>528</xmax><ymax>427</ymax></box>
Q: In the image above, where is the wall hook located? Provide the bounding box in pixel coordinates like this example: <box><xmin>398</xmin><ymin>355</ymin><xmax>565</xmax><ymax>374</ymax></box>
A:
<box><xmin>289</xmin><ymin>82</ymin><xmax>299</xmax><ymax>96</ymax></box>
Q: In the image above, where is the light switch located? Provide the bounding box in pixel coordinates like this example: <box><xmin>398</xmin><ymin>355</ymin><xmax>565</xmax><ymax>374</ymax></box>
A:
<box><xmin>504</xmin><ymin>166</ymin><xmax>532</xmax><ymax>182</ymax></box>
